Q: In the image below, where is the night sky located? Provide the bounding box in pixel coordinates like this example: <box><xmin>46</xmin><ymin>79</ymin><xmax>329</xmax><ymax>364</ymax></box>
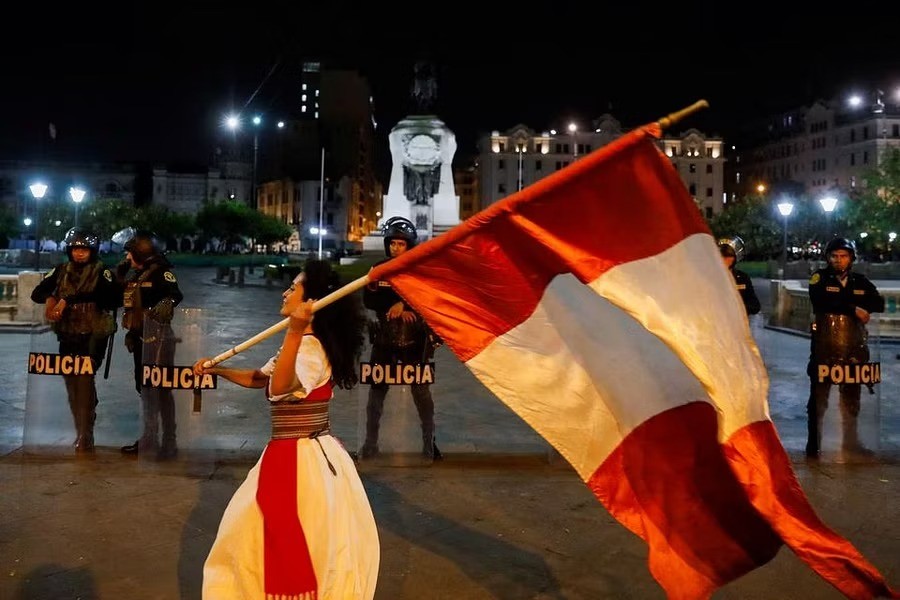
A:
<box><xmin>2</xmin><ymin>2</ymin><xmax>896</xmax><ymax>167</ymax></box>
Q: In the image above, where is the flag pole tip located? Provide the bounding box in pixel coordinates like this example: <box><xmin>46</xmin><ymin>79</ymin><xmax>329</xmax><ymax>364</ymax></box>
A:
<box><xmin>657</xmin><ymin>100</ymin><xmax>710</xmax><ymax>130</ymax></box>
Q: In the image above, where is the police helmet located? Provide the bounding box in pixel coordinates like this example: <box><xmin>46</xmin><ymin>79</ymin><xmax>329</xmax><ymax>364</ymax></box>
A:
<box><xmin>717</xmin><ymin>236</ymin><xmax>745</xmax><ymax>262</ymax></box>
<box><xmin>825</xmin><ymin>237</ymin><xmax>856</xmax><ymax>261</ymax></box>
<box><xmin>124</xmin><ymin>229</ymin><xmax>163</xmax><ymax>263</ymax></box>
<box><xmin>382</xmin><ymin>216</ymin><xmax>417</xmax><ymax>256</ymax></box>
<box><xmin>63</xmin><ymin>227</ymin><xmax>100</xmax><ymax>261</ymax></box>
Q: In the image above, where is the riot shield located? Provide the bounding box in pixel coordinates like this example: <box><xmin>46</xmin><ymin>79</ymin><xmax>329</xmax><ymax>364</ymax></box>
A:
<box><xmin>133</xmin><ymin>308</ymin><xmax>222</xmax><ymax>465</ymax></box>
<box><xmin>357</xmin><ymin>319</ymin><xmax>438</xmax><ymax>467</ymax></box>
<box><xmin>810</xmin><ymin>315</ymin><xmax>883</xmax><ymax>463</ymax></box>
<box><xmin>357</xmin><ymin>361</ymin><xmax>437</xmax><ymax>467</ymax></box>
<box><xmin>24</xmin><ymin>323</ymin><xmax>109</xmax><ymax>456</ymax></box>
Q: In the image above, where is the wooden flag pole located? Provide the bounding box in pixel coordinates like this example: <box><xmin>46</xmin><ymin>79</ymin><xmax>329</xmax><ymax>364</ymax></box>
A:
<box><xmin>657</xmin><ymin>99</ymin><xmax>709</xmax><ymax>130</ymax></box>
<box><xmin>202</xmin><ymin>273</ymin><xmax>371</xmax><ymax>368</ymax></box>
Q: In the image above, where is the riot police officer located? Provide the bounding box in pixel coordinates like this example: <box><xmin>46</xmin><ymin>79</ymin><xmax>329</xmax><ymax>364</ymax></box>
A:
<box><xmin>806</xmin><ymin>237</ymin><xmax>884</xmax><ymax>459</ymax></box>
<box><xmin>361</xmin><ymin>216</ymin><xmax>441</xmax><ymax>460</ymax></box>
<box><xmin>30</xmin><ymin>227</ymin><xmax>122</xmax><ymax>453</ymax></box>
<box><xmin>116</xmin><ymin>230</ymin><xmax>184</xmax><ymax>459</ymax></box>
<box><xmin>718</xmin><ymin>236</ymin><xmax>761</xmax><ymax>316</ymax></box>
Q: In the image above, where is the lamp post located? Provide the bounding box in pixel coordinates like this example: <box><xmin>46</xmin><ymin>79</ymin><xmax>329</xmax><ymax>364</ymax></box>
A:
<box><xmin>318</xmin><ymin>147</ymin><xmax>325</xmax><ymax>259</ymax></box>
<box><xmin>69</xmin><ymin>186</ymin><xmax>85</xmax><ymax>227</ymax></box>
<box><xmin>29</xmin><ymin>182</ymin><xmax>47</xmax><ymax>269</ymax></box>
<box><xmin>251</xmin><ymin>115</ymin><xmax>261</xmax><ymax>210</ymax></box>
<box><xmin>516</xmin><ymin>144</ymin><xmax>525</xmax><ymax>191</ymax></box>
<box><xmin>777</xmin><ymin>201</ymin><xmax>794</xmax><ymax>280</ymax></box>
<box><xmin>568</xmin><ymin>122</ymin><xmax>577</xmax><ymax>158</ymax></box>
<box><xmin>819</xmin><ymin>195</ymin><xmax>837</xmax><ymax>240</ymax></box>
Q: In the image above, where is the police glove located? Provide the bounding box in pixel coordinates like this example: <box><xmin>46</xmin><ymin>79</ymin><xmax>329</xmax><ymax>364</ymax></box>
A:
<box><xmin>149</xmin><ymin>297</ymin><xmax>175</xmax><ymax>323</ymax></box>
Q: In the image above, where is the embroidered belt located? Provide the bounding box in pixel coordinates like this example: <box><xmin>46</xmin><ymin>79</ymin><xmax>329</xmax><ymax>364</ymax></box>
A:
<box><xmin>270</xmin><ymin>401</ymin><xmax>330</xmax><ymax>440</ymax></box>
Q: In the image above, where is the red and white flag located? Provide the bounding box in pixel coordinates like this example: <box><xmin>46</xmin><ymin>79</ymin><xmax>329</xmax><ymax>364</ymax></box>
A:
<box><xmin>370</xmin><ymin>123</ymin><xmax>897</xmax><ymax>599</ymax></box>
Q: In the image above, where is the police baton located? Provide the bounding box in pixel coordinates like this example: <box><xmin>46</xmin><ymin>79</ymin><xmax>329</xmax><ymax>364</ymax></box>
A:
<box><xmin>201</xmin><ymin>274</ymin><xmax>371</xmax><ymax>368</ymax></box>
<box><xmin>104</xmin><ymin>308</ymin><xmax>117</xmax><ymax>379</ymax></box>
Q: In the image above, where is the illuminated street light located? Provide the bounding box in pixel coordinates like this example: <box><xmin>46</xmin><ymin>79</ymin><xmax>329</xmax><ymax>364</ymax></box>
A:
<box><xmin>277</xmin><ymin>121</ymin><xmax>285</xmax><ymax>129</ymax></box>
<box><xmin>568</xmin><ymin>122</ymin><xmax>577</xmax><ymax>158</ymax></box>
<box><xmin>252</xmin><ymin>115</ymin><xmax>261</xmax><ymax>126</ymax></box>
<box><xmin>225</xmin><ymin>114</ymin><xmax>240</xmax><ymax>130</ymax></box>
<box><xmin>23</xmin><ymin>217</ymin><xmax>32</xmax><ymax>227</ymax></box>
<box><xmin>70</xmin><ymin>186</ymin><xmax>86</xmax><ymax>227</ymax></box>
<box><xmin>777</xmin><ymin>201</ymin><xmax>794</xmax><ymax>280</ymax></box>
<box><xmin>29</xmin><ymin>182</ymin><xmax>47</xmax><ymax>269</ymax></box>
<box><xmin>756</xmin><ymin>183</ymin><xmax>767</xmax><ymax>194</ymax></box>
<box><xmin>848</xmin><ymin>95</ymin><xmax>863</xmax><ymax>108</ymax></box>
<box><xmin>819</xmin><ymin>196</ymin><xmax>837</xmax><ymax>239</ymax></box>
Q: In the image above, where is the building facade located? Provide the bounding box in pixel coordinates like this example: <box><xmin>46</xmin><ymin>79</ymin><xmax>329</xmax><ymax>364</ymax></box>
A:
<box><xmin>728</xmin><ymin>91</ymin><xmax>900</xmax><ymax>202</ymax></box>
<box><xmin>476</xmin><ymin>115</ymin><xmax>725</xmax><ymax>218</ymax></box>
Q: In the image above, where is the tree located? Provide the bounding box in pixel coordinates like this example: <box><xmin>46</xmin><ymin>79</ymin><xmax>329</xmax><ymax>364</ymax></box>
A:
<box><xmin>843</xmin><ymin>148</ymin><xmax>900</xmax><ymax>259</ymax></box>
<box><xmin>195</xmin><ymin>200</ymin><xmax>258</xmax><ymax>249</ymax></box>
<box><xmin>249</xmin><ymin>212</ymin><xmax>294</xmax><ymax>252</ymax></box>
<box><xmin>135</xmin><ymin>205</ymin><xmax>195</xmax><ymax>250</ymax></box>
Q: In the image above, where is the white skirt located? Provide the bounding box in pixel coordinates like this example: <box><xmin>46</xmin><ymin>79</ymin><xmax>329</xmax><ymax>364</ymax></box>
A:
<box><xmin>203</xmin><ymin>435</ymin><xmax>380</xmax><ymax>599</ymax></box>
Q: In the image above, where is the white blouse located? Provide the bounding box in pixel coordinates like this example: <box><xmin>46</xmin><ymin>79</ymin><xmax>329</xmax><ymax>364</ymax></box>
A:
<box><xmin>260</xmin><ymin>335</ymin><xmax>332</xmax><ymax>402</ymax></box>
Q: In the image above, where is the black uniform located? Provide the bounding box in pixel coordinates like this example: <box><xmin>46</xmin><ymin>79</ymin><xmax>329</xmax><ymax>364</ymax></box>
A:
<box><xmin>362</xmin><ymin>258</ymin><xmax>439</xmax><ymax>459</ymax></box>
<box><xmin>806</xmin><ymin>266</ymin><xmax>883</xmax><ymax>457</ymax></box>
<box><xmin>120</xmin><ymin>253</ymin><xmax>183</xmax><ymax>458</ymax></box>
<box><xmin>31</xmin><ymin>260</ymin><xmax>122</xmax><ymax>451</ymax></box>
<box><xmin>731</xmin><ymin>268</ymin><xmax>761</xmax><ymax>315</ymax></box>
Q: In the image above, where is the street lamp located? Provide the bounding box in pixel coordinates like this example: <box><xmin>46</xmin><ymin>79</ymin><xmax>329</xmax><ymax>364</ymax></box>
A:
<box><xmin>29</xmin><ymin>182</ymin><xmax>47</xmax><ymax>270</ymax></box>
<box><xmin>515</xmin><ymin>144</ymin><xmax>526</xmax><ymax>191</ymax></box>
<box><xmin>777</xmin><ymin>201</ymin><xmax>794</xmax><ymax>280</ymax></box>
<box><xmin>819</xmin><ymin>196</ymin><xmax>837</xmax><ymax>239</ymax></box>
<box><xmin>568</xmin><ymin>122</ymin><xmax>577</xmax><ymax>158</ymax></box>
<box><xmin>69</xmin><ymin>186</ymin><xmax>85</xmax><ymax>227</ymax></box>
<box><xmin>251</xmin><ymin>115</ymin><xmax>261</xmax><ymax>210</ymax></box>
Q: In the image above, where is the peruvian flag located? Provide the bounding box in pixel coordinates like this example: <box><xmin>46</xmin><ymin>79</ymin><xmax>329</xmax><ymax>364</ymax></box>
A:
<box><xmin>369</xmin><ymin>123</ymin><xmax>897</xmax><ymax>599</ymax></box>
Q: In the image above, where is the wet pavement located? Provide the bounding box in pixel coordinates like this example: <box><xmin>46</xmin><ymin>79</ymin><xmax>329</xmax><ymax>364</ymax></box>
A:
<box><xmin>0</xmin><ymin>268</ymin><xmax>897</xmax><ymax>599</ymax></box>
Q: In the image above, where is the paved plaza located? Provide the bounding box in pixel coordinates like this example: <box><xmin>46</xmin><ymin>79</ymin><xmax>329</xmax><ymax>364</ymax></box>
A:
<box><xmin>0</xmin><ymin>267</ymin><xmax>897</xmax><ymax>599</ymax></box>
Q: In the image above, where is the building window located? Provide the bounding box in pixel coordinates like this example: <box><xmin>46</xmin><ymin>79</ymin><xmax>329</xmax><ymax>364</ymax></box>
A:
<box><xmin>535</xmin><ymin>160</ymin><xmax>542</xmax><ymax>171</ymax></box>
<box><xmin>535</xmin><ymin>143</ymin><xmax>542</xmax><ymax>153</ymax></box>
<box><xmin>555</xmin><ymin>144</ymin><xmax>563</xmax><ymax>153</ymax></box>
<box><xmin>498</xmin><ymin>159</ymin><xmax>505</xmax><ymax>170</ymax></box>
<box><xmin>689</xmin><ymin>163</ymin><xmax>697</xmax><ymax>173</ymax></box>
<box><xmin>563</xmin><ymin>144</ymin><xmax>570</xmax><ymax>154</ymax></box>
<box><xmin>850</xmin><ymin>153</ymin><xmax>856</xmax><ymax>166</ymax></box>
<box><xmin>850</xmin><ymin>129</ymin><xmax>856</xmax><ymax>142</ymax></box>
<box><xmin>705</xmin><ymin>207</ymin><xmax>713</xmax><ymax>219</ymax></box>
<box><xmin>863</xmin><ymin>126</ymin><xmax>869</xmax><ymax>140</ymax></box>
<box><xmin>689</xmin><ymin>184</ymin><xmax>696</xmax><ymax>195</ymax></box>
<box><xmin>893</xmin><ymin>125</ymin><xmax>900</xmax><ymax>137</ymax></box>
<box><xmin>706</xmin><ymin>187</ymin><xmax>713</xmax><ymax>197</ymax></box>
<box><xmin>556</xmin><ymin>161</ymin><xmax>563</xmax><ymax>170</ymax></box>
<box><xmin>498</xmin><ymin>142</ymin><xmax>506</xmax><ymax>151</ymax></box>
<box><xmin>498</xmin><ymin>183</ymin><xmax>506</xmax><ymax>194</ymax></box>
<box><xmin>706</xmin><ymin>164</ymin><xmax>713</xmax><ymax>174</ymax></box>
<box><xmin>864</xmin><ymin>151</ymin><xmax>869</xmax><ymax>164</ymax></box>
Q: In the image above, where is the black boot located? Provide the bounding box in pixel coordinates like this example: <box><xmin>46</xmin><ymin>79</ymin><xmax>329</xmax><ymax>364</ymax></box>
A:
<box><xmin>121</xmin><ymin>440</ymin><xmax>140</xmax><ymax>455</ymax></box>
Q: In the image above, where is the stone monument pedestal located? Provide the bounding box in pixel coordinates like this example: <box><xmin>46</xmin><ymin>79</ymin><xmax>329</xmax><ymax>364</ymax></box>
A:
<box><xmin>371</xmin><ymin>114</ymin><xmax>460</xmax><ymax>246</ymax></box>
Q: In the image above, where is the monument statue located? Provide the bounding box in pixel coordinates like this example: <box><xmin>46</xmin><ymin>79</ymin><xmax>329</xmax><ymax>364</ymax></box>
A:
<box><xmin>411</xmin><ymin>60</ymin><xmax>438</xmax><ymax>114</ymax></box>
<box><xmin>365</xmin><ymin>62</ymin><xmax>460</xmax><ymax>247</ymax></box>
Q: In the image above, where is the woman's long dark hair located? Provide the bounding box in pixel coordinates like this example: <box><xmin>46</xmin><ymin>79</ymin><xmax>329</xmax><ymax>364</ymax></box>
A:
<box><xmin>302</xmin><ymin>259</ymin><xmax>365</xmax><ymax>389</ymax></box>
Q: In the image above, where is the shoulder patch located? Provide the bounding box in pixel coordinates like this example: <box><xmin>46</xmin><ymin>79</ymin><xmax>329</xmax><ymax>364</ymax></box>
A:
<box><xmin>103</xmin><ymin>269</ymin><xmax>112</xmax><ymax>282</ymax></box>
<box><xmin>164</xmin><ymin>271</ymin><xmax>177</xmax><ymax>283</ymax></box>
<box><xmin>809</xmin><ymin>273</ymin><xmax>820</xmax><ymax>285</ymax></box>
